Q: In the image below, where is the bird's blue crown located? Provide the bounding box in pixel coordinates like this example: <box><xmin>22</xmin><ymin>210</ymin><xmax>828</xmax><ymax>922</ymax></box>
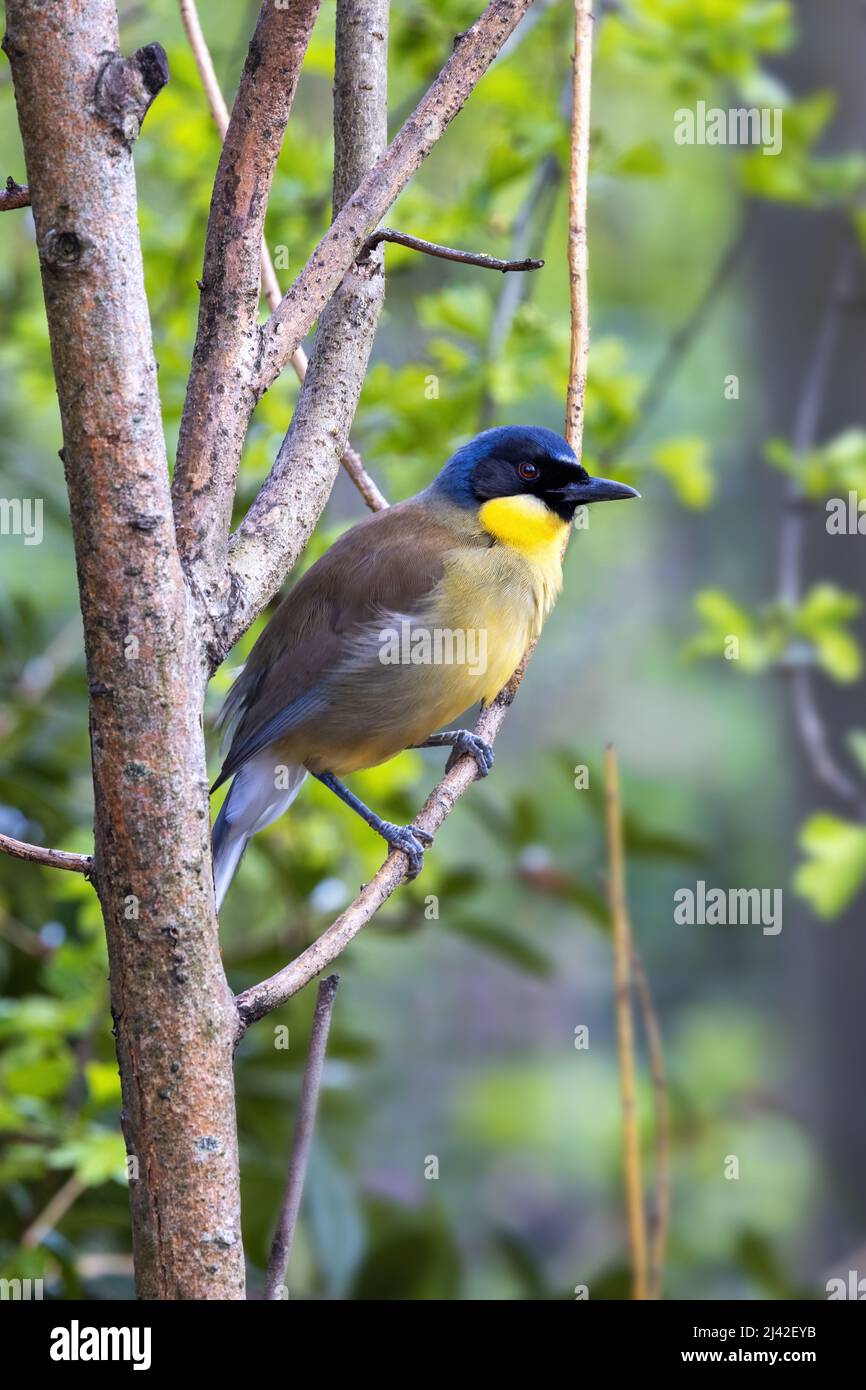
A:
<box><xmin>428</xmin><ymin>425</ymin><xmax>577</xmax><ymax>509</ymax></box>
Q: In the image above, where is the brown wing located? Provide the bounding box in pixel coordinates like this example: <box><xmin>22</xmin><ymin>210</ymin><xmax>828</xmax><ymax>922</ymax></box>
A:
<box><xmin>214</xmin><ymin>500</ymin><xmax>468</xmax><ymax>785</ymax></box>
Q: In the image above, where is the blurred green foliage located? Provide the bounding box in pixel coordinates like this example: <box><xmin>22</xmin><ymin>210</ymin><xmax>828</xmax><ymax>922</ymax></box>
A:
<box><xmin>1</xmin><ymin>0</ymin><xmax>860</xmax><ymax>1301</ymax></box>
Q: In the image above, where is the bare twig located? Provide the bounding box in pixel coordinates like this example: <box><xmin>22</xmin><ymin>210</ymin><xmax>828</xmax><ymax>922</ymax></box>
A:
<box><xmin>361</xmin><ymin>227</ymin><xmax>543</xmax><ymax>273</ymax></box>
<box><xmin>0</xmin><ymin>831</ymin><xmax>92</xmax><ymax>876</ymax></box>
<box><xmin>21</xmin><ymin>1174</ymin><xmax>87</xmax><ymax>1249</ymax></box>
<box><xmin>776</xmin><ymin>242</ymin><xmax>866</xmax><ymax>816</ymax></box>
<box><xmin>604</xmin><ymin>744</ymin><xmax>648</xmax><ymax>1301</ymax></box>
<box><xmin>178</xmin><ymin>0</ymin><xmax>386</xmax><ymax>515</ymax></box>
<box><xmin>235</xmin><ymin>0</ymin><xmax>597</xmax><ymax>1031</ymax></box>
<box><xmin>0</xmin><ymin>175</ymin><xmax>30</xmax><ymax>210</ymax></box>
<box><xmin>565</xmin><ymin>0</ymin><xmax>593</xmax><ymax>454</ymax></box>
<box><xmin>779</xmin><ymin>246</ymin><xmax>856</xmax><ymax>606</ymax></box>
<box><xmin>263</xmin><ymin>975</ymin><xmax>339</xmax><ymax>1300</ymax></box>
<box><xmin>788</xmin><ymin>668</ymin><xmax>865</xmax><ymax>814</ymax></box>
<box><xmin>630</xmin><ymin>942</ymin><xmax>669</xmax><ymax>1300</ymax></box>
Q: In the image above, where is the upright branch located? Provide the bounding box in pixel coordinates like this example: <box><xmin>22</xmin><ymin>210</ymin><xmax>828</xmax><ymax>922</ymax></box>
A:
<box><xmin>5</xmin><ymin>0</ymin><xmax>243</xmax><ymax>1300</ymax></box>
<box><xmin>264</xmin><ymin>975</ymin><xmax>340</xmax><ymax>1300</ymax></box>
<box><xmin>172</xmin><ymin>0</ymin><xmax>323</xmax><ymax>614</ymax></box>
<box><xmin>604</xmin><ymin>745</ymin><xmax>648</xmax><ymax>1302</ymax></box>
<box><xmin>630</xmin><ymin>942</ymin><xmax>670</xmax><ymax>1300</ymax></box>
<box><xmin>225</xmin><ymin>0</ymin><xmax>392</xmax><ymax>650</ymax></box>
<box><xmin>565</xmin><ymin>0</ymin><xmax>593</xmax><ymax>455</ymax></box>
<box><xmin>178</xmin><ymin>0</ymin><xmax>386</xmax><ymax>515</ymax></box>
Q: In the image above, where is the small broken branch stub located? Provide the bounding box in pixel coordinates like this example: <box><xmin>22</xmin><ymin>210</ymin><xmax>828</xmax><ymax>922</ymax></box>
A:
<box><xmin>95</xmin><ymin>43</ymin><xmax>170</xmax><ymax>146</ymax></box>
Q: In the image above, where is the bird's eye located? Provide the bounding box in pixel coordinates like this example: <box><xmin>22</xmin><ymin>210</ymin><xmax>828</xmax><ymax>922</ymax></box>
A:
<box><xmin>518</xmin><ymin>461</ymin><xmax>540</xmax><ymax>481</ymax></box>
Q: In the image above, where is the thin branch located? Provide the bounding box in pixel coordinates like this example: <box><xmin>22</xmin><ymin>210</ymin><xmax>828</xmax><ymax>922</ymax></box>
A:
<box><xmin>788</xmin><ymin>668</ymin><xmax>865</xmax><ymax>815</ymax></box>
<box><xmin>263</xmin><ymin>974</ymin><xmax>339</xmax><ymax>1300</ymax></box>
<box><xmin>235</xmin><ymin>670</ymin><xmax>527</xmax><ymax>1033</ymax></box>
<box><xmin>630</xmin><ymin>941</ymin><xmax>670</xmax><ymax>1301</ymax></box>
<box><xmin>776</xmin><ymin>240</ymin><xmax>866</xmax><ymax>817</ymax></box>
<box><xmin>0</xmin><ymin>831</ymin><xmax>92</xmax><ymax>876</ymax></box>
<box><xmin>21</xmin><ymin>1174</ymin><xmax>87</xmax><ymax>1249</ymax></box>
<box><xmin>173</xmin><ymin>0</ymin><xmax>323</xmax><ymax>603</ymax></box>
<box><xmin>235</xmin><ymin>0</ymin><xmax>596</xmax><ymax>1032</ymax></box>
<box><xmin>0</xmin><ymin>176</ymin><xmax>30</xmax><ymax>211</ymax></box>
<box><xmin>178</xmin><ymin>0</ymin><xmax>386</xmax><ymax>516</ymax></box>
<box><xmin>565</xmin><ymin>0</ymin><xmax>593</xmax><ymax>454</ymax></box>
<box><xmin>604</xmin><ymin>744</ymin><xmax>648</xmax><ymax>1302</ymax></box>
<box><xmin>361</xmin><ymin>227</ymin><xmax>543</xmax><ymax>273</ymax></box>
<box><xmin>778</xmin><ymin>245</ymin><xmax>856</xmax><ymax>606</ymax></box>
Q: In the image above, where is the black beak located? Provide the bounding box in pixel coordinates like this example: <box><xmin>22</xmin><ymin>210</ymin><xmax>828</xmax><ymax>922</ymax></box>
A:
<box><xmin>557</xmin><ymin>475</ymin><xmax>641</xmax><ymax>505</ymax></box>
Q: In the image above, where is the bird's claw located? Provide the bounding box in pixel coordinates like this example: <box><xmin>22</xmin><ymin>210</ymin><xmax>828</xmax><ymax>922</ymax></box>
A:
<box><xmin>446</xmin><ymin>731</ymin><xmax>495</xmax><ymax>778</ymax></box>
<box><xmin>381</xmin><ymin>822</ymin><xmax>433</xmax><ymax>879</ymax></box>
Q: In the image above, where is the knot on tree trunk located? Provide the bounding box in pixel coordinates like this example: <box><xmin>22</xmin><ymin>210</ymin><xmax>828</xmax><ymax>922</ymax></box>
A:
<box><xmin>95</xmin><ymin>43</ymin><xmax>170</xmax><ymax>147</ymax></box>
<box><xmin>42</xmin><ymin>227</ymin><xmax>96</xmax><ymax>273</ymax></box>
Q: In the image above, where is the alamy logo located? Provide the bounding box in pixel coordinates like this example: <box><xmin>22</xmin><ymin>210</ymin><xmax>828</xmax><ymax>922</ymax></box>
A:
<box><xmin>378</xmin><ymin>620</ymin><xmax>487</xmax><ymax>675</ymax></box>
<box><xmin>674</xmin><ymin>102</ymin><xmax>782</xmax><ymax>156</ymax></box>
<box><xmin>674</xmin><ymin>881</ymin><xmax>783</xmax><ymax>936</ymax></box>
<box><xmin>826</xmin><ymin>1270</ymin><xmax>866</xmax><ymax>1299</ymax></box>
<box><xmin>0</xmin><ymin>497</ymin><xmax>43</xmax><ymax>545</ymax></box>
<box><xmin>0</xmin><ymin>1277</ymin><xmax>43</xmax><ymax>1299</ymax></box>
<box><xmin>826</xmin><ymin>493</ymin><xmax>866</xmax><ymax>534</ymax></box>
<box><xmin>50</xmin><ymin>1320</ymin><xmax>151</xmax><ymax>1371</ymax></box>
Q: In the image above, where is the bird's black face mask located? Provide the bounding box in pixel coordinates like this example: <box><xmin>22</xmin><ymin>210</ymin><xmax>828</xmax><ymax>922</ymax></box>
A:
<box><xmin>470</xmin><ymin>440</ymin><xmax>639</xmax><ymax>522</ymax></box>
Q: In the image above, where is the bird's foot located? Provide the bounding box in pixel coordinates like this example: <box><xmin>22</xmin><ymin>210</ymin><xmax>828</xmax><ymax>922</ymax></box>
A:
<box><xmin>445</xmin><ymin>731</ymin><xmax>495</xmax><ymax>778</ymax></box>
<box><xmin>379</xmin><ymin>822</ymin><xmax>434</xmax><ymax>879</ymax></box>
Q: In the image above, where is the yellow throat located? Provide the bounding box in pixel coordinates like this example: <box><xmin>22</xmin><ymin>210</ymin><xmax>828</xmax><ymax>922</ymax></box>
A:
<box><xmin>479</xmin><ymin>493</ymin><xmax>568</xmax><ymax>557</ymax></box>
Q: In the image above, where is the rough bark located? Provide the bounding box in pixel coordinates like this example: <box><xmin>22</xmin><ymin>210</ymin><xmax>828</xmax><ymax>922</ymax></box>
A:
<box><xmin>225</xmin><ymin>0</ymin><xmax>390</xmax><ymax>648</ymax></box>
<box><xmin>4</xmin><ymin>0</ymin><xmax>244</xmax><ymax>1299</ymax></box>
<box><xmin>172</xmin><ymin>0</ymin><xmax>323</xmax><ymax>620</ymax></box>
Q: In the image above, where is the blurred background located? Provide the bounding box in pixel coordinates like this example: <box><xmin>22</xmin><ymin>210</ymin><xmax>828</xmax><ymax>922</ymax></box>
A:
<box><xmin>2</xmin><ymin>0</ymin><xmax>866</xmax><ymax>1300</ymax></box>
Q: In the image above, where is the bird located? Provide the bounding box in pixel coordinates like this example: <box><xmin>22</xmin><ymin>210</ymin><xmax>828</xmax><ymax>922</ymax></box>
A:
<box><xmin>211</xmin><ymin>425</ymin><xmax>638</xmax><ymax>908</ymax></box>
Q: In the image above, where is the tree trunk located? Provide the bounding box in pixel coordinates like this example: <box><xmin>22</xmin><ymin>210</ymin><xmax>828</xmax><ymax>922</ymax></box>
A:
<box><xmin>4</xmin><ymin>0</ymin><xmax>244</xmax><ymax>1299</ymax></box>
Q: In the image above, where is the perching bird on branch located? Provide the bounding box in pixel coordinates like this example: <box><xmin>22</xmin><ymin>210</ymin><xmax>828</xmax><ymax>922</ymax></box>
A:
<box><xmin>211</xmin><ymin>425</ymin><xmax>638</xmax><ymax>907</ymax></box>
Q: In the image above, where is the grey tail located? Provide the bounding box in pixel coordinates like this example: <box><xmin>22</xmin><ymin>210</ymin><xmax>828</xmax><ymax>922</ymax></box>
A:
<box><xmin>212</xmin><ymin>754</ymin><xmax>307</xmax><ymax>911</ymax></box>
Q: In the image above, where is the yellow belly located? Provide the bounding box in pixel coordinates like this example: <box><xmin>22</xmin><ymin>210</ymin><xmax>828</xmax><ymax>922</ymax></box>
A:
<box><xmin>279</xmin><ymin>499</ymin><xmax>567</xmax><ymax>775</ymax></box>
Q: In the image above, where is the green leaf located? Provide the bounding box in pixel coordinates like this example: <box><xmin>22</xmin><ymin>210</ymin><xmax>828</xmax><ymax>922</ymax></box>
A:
<box><xmin>48</xmin><ymin>1127</ymin><xmax>128</xmax><ymax>1187</ymax></box>
<box><xmin>796</xmin><ymin>584</ymin><xmax>862</xmax><ymax>682</ymax></box>
<box><xmin>650</xmin><ymin>437</ymin><xmax>714</xmax><ymax>509</ymax></box>
<box><xmin>794</xmin><ymin>814</ymin><xmax>866</xmax><ymax>918</ymax></box>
